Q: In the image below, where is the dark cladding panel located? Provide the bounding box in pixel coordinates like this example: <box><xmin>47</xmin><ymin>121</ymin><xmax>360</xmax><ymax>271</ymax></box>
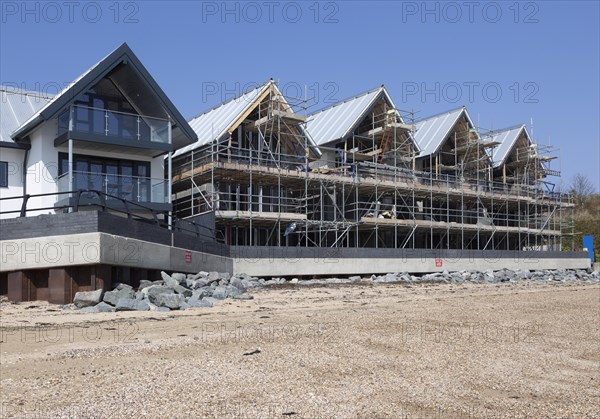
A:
<box><xmin>49</xmin><ymin>268</ymin><xmax>76</xmax><ymax>304</ymax></box>
<box><xmin>7</xmin><ymin>271</ymin><xmax>32</xmax><ymax>302</ymax></box>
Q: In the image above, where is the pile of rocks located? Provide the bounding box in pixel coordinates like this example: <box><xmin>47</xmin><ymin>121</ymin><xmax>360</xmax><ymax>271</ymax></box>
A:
<box><xmin>72</xmin><ymin>268</ymin><xmax>599</xmax><ymax>312</ymax></box>
<box><xmin>396</xmin><ymin>268</ymin><xmax>600</xmax><ymax>284</ymax></box>
<box><xmin>72</xmin><ymin>271</ymin><xmax>258</xmax><ymax>313</ymax></box>
<box><xmin>264</xmin><ymin>268</ymin><xmax>599</xmax><ymax>286</ymax></box>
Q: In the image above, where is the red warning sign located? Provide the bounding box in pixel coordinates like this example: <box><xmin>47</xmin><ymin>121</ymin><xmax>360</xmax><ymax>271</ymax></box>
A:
<box><xmin>435</xmin><ymin>258</ymin><xmax>443</xmax><ymax>267</ymax></box>
<box><xmin>184</xmin><ymin>250</ymin><xmax>192</xmax><ymax>264</ymax></box>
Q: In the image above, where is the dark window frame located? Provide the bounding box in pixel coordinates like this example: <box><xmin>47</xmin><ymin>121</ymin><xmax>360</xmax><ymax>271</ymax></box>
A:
<box><xmin>58</xmin><ymin>153</ymin><xmax>150</xmax><ymax>178</ymax></box>
<box><xmin>58</xmin><ymin>153</ymin><xmax>152</xmax><ymax>201</ymax></box>
<box><xmin>59</xmin><ymin>77</ymin><xmax>148</xmax><ymax>140</ymax></box>
<box><xmin>0</xmin><ymin>161</ymin><xmax>8</xmax><ymax>188</ymax></box>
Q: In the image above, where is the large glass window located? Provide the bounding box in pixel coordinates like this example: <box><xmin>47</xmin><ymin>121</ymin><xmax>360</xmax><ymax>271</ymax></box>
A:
<box><xmin>72</xmin><ymin>79</ymin><xmax>140</xmax><ymax>139</ymax></box>
<box><xmin>59</xmin><ymin>153</ymin><xmax>151</xmax><ymax>202</ymax></box>
<box><xmin>58</xmin><ymin>111</ymin><xmax>69</xmax><ymax>136</ymax></box>
<box><xmin>76</xmin><ymin>78</ymin><xmax>135</xmax><ymax>114</ymax></box>
<box><xmin>56</xmin><ymin>78</ymin><xmax>169</xmax><ymax>144</ymax></box>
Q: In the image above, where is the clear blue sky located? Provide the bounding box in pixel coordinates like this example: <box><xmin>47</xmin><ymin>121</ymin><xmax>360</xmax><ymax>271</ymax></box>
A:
<box><xmin>1</xmin><ymin>1</ymin><xmax>598</xmax><ymax>191</ymax></box>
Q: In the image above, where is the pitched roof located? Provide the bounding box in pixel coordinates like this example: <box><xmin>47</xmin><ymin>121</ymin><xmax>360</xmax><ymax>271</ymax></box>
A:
<box><xmin>173</xmin><ymin>81</ymin><xmax>272</xmax><ymax>157</ymax></box>
<box><xmin>413</xmin><ymin>107</ymin><xmax>476</xmax><ymax>157</ymax></box>
<box><xmin>305</xmin><ymin>86</ymin><xmax>420</xmax><ymax>154</ymax></box>
<box><xmin>305</xmin><ymin>87</ymin><xmax>382</xmax><ymax>146</ymax></box>
<box><xmin>0</xmin><ymin>87</ymin><xmax>53</xmax><ymax>147</ymax></box>
<box><xmin>174</xmin><ymin>80</ymin><xmax>321</xmax><ymax>158</ymax></box>
<box><xmin>10</xmin><ymin>43</ymin><xmax>197</xmax><ymax>150</ymax></box>
<box><xmin>305</xmin><ymin>86</ymin><xmax>396</xmax><ymax>147</ymax></box>
<box><xmin>486</xmin><ymin>124</ymin><xmax>529</xmax><ymax>168</ymax></box>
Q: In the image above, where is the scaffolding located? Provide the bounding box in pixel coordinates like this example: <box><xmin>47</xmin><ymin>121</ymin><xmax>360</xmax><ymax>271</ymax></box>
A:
<box><xmin>171</xmin><ymin>85</ymin><xmax>574</xmax><ymax>252</ymax></box>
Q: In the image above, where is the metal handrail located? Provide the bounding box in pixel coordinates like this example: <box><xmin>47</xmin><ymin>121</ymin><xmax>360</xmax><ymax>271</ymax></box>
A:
<box><xmin>60</xmin><ymin>105</ymin><xmax>170</xmax><ymax>144</ymax></box>
<box><xmin>56</xmin><ymin>170</ymin><xmax>166</xmax><ymax>182</ymax></box>
<box><xmin>72</xmin><ymin>104</ymin><xmax>168</xmax><ymax>122</ymax></box>
<box><xmin>0</xmin><ymin>190</ymin><xmax>221</xmax><ymax>242</ymax></box>
<box><xmin>57</xmin><ymin>171</ymin><xmax>167</xmax><ymax>204</ymax></box>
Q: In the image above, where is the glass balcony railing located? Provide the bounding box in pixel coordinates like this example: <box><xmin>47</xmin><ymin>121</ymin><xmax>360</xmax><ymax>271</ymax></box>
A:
<box><xmin>58</xmin><ymin>105</ymin><xmax>170</xmax><ymax>144</ymax></box>
<box><xmin>57</xmin><ymin>171</ymin><xmax>168</xmax><ymax>205</ymax></box>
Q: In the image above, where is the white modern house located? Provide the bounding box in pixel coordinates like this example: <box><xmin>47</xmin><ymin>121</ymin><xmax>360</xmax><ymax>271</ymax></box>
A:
<box><xmin>0</xmin><ymin>43</ymin><xmax>197</xmax><ymax>219</ymax></box>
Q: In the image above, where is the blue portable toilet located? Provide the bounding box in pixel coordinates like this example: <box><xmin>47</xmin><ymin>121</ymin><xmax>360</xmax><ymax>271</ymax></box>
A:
<box><xmin>583</xmin><ymin>236</ymin><xmax>595</xmax><ymax>262</ymax></box>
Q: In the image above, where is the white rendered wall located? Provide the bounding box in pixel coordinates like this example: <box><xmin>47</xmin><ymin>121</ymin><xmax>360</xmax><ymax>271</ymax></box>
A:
<box><xmin>0</xmin><ymin>147</ymin><xmax>26</xmax><ymax>219</ymax></box>
<box><xmin>25</xmin><ymin>121</ymin><xmax>59</xmax><ymax>216</ymax></box>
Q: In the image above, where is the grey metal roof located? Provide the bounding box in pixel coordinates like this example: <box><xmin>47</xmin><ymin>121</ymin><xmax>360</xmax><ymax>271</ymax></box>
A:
<box><xmin>0</xmin><ymin>87</ymin><xmax>53</xmax><ymax>146</ymax></box>
<box><xmin>305</xmin><ymin>86</ymin><xmax>420</xmax><ymax>153</ymax></box>
<box><xmin>173</xmin><ymin>81</ymin><xmax>272</xmax><ymax>157</ymax></box>
<box><xmin>12</xmin><ymin>48</ymin><xmax>115</xmax><ymax>137</ymax></box>
<box><xmin>486</xmin><ymin>124</ymin><xmax>528</xmax><ymax>167</ymax></box>
<box><xmin>305</xmin><ymin>87</ymin><xmax>385</xmax><ymax>146</ymax></box>
<box><xmin>413</xmin><ymin>107</ymin><xmax>476</xmax><ymax>157</ymax></box>
<box><xmin>174</xmin><ymin>80</ymin><xmax>321</xmax><ymax>159</ymax></box>
<box><xmin>10</xmin><ymin>43</ymin><xmax>197</xmax><ymax>150</ymax></box>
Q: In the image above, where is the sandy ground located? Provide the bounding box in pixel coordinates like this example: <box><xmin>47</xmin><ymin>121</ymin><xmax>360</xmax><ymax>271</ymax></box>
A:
<box><xmin>1</xmin><ymin>280</ymin><xmax>599</xmax><ymax>418</ymax></box>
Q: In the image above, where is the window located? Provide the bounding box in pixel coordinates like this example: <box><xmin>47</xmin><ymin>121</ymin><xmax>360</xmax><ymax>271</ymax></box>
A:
<box><xmin>73</xmin><ymin>79</ymin><xmax>138</xmax><ymax>138</ymax></box>
<box><xmin>0</xmin><ymin>161</ymin><xmax>8</xmax><ymax>187</ymax></box>
<box><xmin>58</xmin><ymin>153</ymin><xmax>151</xmax><ymax>202</ymax></box>
<box><xmin>58</xmin><ymin>111</ymin><xmax>70</xmax><ymax>136</ymax></box>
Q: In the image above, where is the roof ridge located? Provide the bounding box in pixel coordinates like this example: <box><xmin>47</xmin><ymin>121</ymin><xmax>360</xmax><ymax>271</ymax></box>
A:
<box><xmin>0</xmin><ymin>86</ymin><xmax>55</xmax><ymax>99</ymax></box>
<box><xmin>10</xmin><ymin>42</ymin><xmax>198</xmax><ymax>146</ymax></box>
<box><xmin>484</xmin><ymin>123</ymin><xmax>526</xmax><ymax>136</ymax></box>
<box><xmin>9</xmin><ymin>43</ymin><xmax>128</xmax><ymax>139</ymax></box>
<box><xmin>307</xmin><ymin>85</ymin><xmax>384</xmax><ymax>117</ymax></box>
<box><xmin>414</xmin><ymin>106</ymin><xmax>465</xmax><ymax>124</ymax></box>
<box><xmin>188</xmin><ymin>80</ymin><xmax>273</xmax><ymax>122</ymax></box>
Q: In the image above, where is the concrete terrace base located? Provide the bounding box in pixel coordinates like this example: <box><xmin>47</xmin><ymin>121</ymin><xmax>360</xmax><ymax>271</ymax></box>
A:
<box><xmin>232</xmin><ymin>255</ymin><xmax>591</xmax><ymax>278</ymax></box>
<box><xmin>0</xmin><ymin>232</ymin><xmax>231</xmax><ymax>304</ymax></box>
<box><xmin>0</xmin><ymin>211</ymin><xmax>591</xmax><ymax>303</ymax></box>
<box><xmin>0</xmin><ymin>233</ymin><xmax>591</xmax><ymax>303</ymax></box>
<box><xmin>228</xmin><ymin>246</ymin><xmax>591</xmax><ymax>277</ymax></box>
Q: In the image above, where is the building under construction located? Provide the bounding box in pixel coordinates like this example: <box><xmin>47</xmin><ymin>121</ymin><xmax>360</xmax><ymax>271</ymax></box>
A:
<box><xmin>0</xmin><ymin>46</ymin><xmax>585</xmax><ymax>305</ymax></box>
<box><xmin>171</xmin><ymin>80</ymin><xmax>573</xmax><ymax>252</ymax></box>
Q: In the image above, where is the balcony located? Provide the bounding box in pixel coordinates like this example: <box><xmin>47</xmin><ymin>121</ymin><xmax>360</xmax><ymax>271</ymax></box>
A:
<box><xmin>56</xmin><ymin>105</ymin><xmax>171</xmax><ymax>154</ymax></box>
<box><xmin>56</xmin><ymin>171</ymin><xmax>169</xmax><ymax>210</ymax></box>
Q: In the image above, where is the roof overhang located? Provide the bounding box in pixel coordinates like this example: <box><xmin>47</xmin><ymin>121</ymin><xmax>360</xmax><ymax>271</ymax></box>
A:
<box><xmin>0</xmin><ymin>140</ymin><xmax>30</xmax><ymax>150</ymax></box>
<box><xmin>434</xmin><ymin>107</ymin><xmax>479</xmax><ymax>155</ymax></box>
<box><xmin>339</xmin><ymin>87</ymin><xmax>390</xmax><ymax>144</ymax></box>
<box><xmin>415</xmin><ymin>107</ymin><xmax>480</xmax><ymax>159</ymax></box>
<box><xmin>325</xmin><ymin>86</ymin><xmax>419</xmax><ymax>154</ymax></box>
<box><xmin>176</xmin><ymin>80</ymin><xmax>322</xmax><ymax>159</ymax></box>
<box><xmin>489</xmin><ymin>124</ymin><xmax>529</xmax><ymax>168</ymax></box>
<box><xmin>10</xmin><ymin>43</ymin><xmax>197</xmax><ymax>150</ymax></box>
